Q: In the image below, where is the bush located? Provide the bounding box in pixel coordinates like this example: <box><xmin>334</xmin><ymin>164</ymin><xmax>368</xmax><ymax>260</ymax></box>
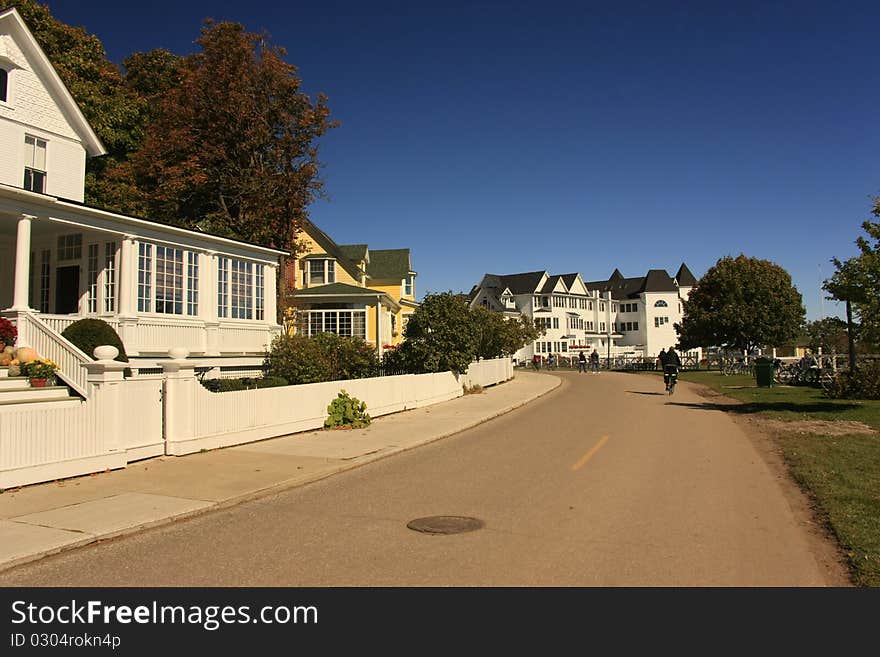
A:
<box><xmin>312</xmin><ymin>332</ymin><xmax>378</xmax><ymax>380</ymax></box>
<box><xmin>324</xmin><ymin>390</ymin><xmax>371</xmax><ymax>429</ymax></box>
<box><xmin>62</xmin><ymin>318</ymin><xmax>128</xmax><ymax>362</ymax></box>
<box><xmin>0</xmin><ymin>317</ymin><xmax>16</xmax><ymax>348</ymax></box>
<box><xmin>201</xmin><ymin>376</ymin><xmax>289</xmax><ymax>392</ymax></box>
<box><xmin>823</xmin><ymin>360</ymin><xmax>880</xmax><ymax>400</ymax></box>
<box><xmin>264</xmin><ymin>333</ymin><xmax>378</xmax><ymax>384</ymax></box>
<box><xmin>264</xmin><ymin>334</ymin><xmax>332</xmax><ymax>384</ymax></box>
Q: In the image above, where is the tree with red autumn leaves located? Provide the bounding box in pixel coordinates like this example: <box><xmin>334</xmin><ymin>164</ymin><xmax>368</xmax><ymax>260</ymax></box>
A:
<box><xmin>126</xmin><ymin>21</ymin><xmax>338</xmax><ymax>267</ymax></box>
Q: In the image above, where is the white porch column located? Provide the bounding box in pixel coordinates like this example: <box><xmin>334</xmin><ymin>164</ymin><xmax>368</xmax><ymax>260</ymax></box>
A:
<box><xmin>265</xmin><ymin>263</ymin><xmax>277</xmax><ymax>325</ymax></box>
<box><xmin>376</xmin><ymin>297</ymin><xmax>383</xmax><ymax>359</ymax></box>
<box><xmin>117</xmin><ymin>235</ymin><xmax>136</xmax><ymax>318</ymax></box>
<box><xmin>202</xmin><ymin>252</ymin><xmax>220</xmax><ymax>356</ymax></box>
<box><xmin>11</xmin><ymin>214</ymin><xmax>34</xmax><ymax>311</ymax></box>
<box><xmin>115</xmin><ymin>235</ymin><xmax>140</xmax><ymax>356</ymax></box>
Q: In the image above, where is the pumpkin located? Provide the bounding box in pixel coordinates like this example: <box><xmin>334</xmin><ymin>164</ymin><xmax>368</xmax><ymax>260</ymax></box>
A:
<box><xmin>0</xmin><ymin>354</ymin><xmax>11</xmax><ymax>366</ymax></box>
<box><xmin>14</xmin><ymin>347</ymin><xmax>37</xmax><ymax>364</ymax></box>
<box><xmin>7</xmin><ymin>364</ymin><xmax>21</xmax><ymax>377</ymax></box>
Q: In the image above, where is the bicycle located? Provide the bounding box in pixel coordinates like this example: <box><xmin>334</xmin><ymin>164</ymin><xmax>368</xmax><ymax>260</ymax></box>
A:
<box><xmin>664</xmin><ymin>364</ymin><xmax>678</xmax><ymax>395</ymax></box>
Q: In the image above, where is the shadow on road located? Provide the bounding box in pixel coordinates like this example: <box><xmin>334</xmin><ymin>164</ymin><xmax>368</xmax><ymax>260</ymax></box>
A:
<box><xmin>668</xmin><ymin>400</ymin><xmax>862</xmax><ymax>415</ymax></box>
<box><xmin>626</xmin><ymin>391</ymin><xmax>665</xmax><ymax>396</ymax></box>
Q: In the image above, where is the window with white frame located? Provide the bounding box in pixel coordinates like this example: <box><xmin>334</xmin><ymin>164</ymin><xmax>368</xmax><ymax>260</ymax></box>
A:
<box><xmin>23</xmin><ymin>135</ymin><xmax>47</xmax><ymax>194</ymax></box>
<box><xmin>552</xmin><ymin>317</ymin><xmax>559</xmax><ymax>329</ymax></box>
<box><xmin>87</xmin><ymin>244</ymin><xmax>99</xmax><ymax>313</ymax></box>
<box><xmin>0</xmin><ymin>68</ymin><xmax>8</xmax><ymax>103</ymax></box>
<box><xmin>104</xmin><ymin>242</ymin><xmax>116</xmax><ymax>313</ymax></box>
<box><xmin>217</xmin><ymin>257</ymin><xmax>228</xmax><ymax>317</ymax></box>
<box><xmin>217</xmin><ymin>257</ymin><xmax>264</xmax><ymax>320</ymax></box>
<box><xmin>654</xmin><ymin>316</ymin><xmax>670</xmax><ymax>327</ymax></box>
<box><xmin>301</xmin><ymin>310</ymin><xmax>366</xmax><ymax>339</ymax></box>
<box><xmin>404</xmin><ymin>275</ymin><xmax>414</xmax><ymax>297</ymax></box>
<box><xmin>136</xmin><ymin>242</ymin><xmax>199</xmax><ymax>316</ymax></box>
<box><xmin>600</xmin><ymin>322</ymin><xmax>606</xmax><ymax>332</ymax></box>
<box><xmin>308</xmin><ymin>259</ymin><xmax>335</xmax><ymax>286</ymax></box>
<box><xmin>654</xmin><ymin>300</ymin><xmax>668</xmax><ymax>307</ymax></box>
<box><xmin>187</xmin><ymin>251</ymin><xmax>199</xmax><ymax>316</ymax></box>
<box><xmin>255</xmin><ymin>263</ymin><xmax>264</xmax><ymax>321</ymax></box>
<box><xmin>155</xmin><ymin>246</ymin><xmax>185</xmax><ymax>314</ymax></box>
<box><xmin>57</xmin><ymin>234</ymin><xmax>82</xmax><ymax>261</ymax></box>
<box><xmin>138</xmin><ymin>243</ymin><xmax>152</xmax><ymax>312</ymax></box>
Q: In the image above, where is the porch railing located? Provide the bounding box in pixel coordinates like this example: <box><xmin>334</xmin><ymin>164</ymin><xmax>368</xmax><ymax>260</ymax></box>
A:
<box><xmin>3</xmin><ymin>311</ymin><xmax>92</xmax><ymax>398</ymax></box>
<box><xmin>39</xmin><ymin>314</ymin><xmax>119</xmax><ymax>337</ymax></box>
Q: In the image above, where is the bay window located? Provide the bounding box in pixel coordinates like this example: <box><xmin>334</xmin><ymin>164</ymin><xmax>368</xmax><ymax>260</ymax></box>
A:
<box><xmin>217</xmin><ymin>256</ymin><xmax>265</xmax><ymax>320</ymax></box>
<box><xmin>137</xmin><ymin>241</ymin><xmax>200</xmax><ymax>316</ymax></box>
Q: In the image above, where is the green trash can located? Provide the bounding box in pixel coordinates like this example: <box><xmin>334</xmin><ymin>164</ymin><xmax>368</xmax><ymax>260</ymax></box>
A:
<box><xmin>754</xmin><ymin>357</ymin><xmax>774</xmax><ymax>387</ymax></box>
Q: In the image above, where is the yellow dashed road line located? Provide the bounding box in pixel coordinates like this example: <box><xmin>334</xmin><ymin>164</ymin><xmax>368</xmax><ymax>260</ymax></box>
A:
<box><xmin>571</xmin><ymin>435</ymin><xmax>610</xmax><ymax>471</ymax></box>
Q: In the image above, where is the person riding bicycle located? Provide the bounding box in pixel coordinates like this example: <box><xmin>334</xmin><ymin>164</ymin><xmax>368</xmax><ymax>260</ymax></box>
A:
<box><xmin>663</xmin><ymin>346</ymin><xmax>682</xmax><ymax>391</ymax></box>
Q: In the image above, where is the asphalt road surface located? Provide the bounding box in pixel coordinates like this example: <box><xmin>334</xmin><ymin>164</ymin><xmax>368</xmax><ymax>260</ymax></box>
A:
<box><xmin>0</xmin><ymin>371</ymin><xmax>848</xmax><ymax>586</ymax></box>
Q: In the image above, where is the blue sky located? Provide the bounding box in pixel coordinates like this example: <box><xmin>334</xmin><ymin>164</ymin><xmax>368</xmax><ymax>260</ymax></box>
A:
<box><xmin>45</xmin><ymin>0</ymin><xmax>879</xmax><ymax>320</ymax></box>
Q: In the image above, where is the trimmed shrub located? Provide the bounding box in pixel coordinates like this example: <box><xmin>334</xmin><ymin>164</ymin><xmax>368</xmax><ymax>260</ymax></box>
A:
<box><xmin>324</xmin><ymin>390</ymin><xmax>371</xmax><ymax>429</ymax></box>
<box><xmin>62</xmin><ymin>318</ymin><xmax>130</xmax><ymax>377</ymax></box>
<box><xmin>62</xmin><ymin>319</ymin><xmax>128</xmax><ymax>362</ymax></box>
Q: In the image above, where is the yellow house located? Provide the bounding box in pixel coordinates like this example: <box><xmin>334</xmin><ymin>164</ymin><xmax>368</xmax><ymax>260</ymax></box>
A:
<box><xmin>284</xmin><ymin>220</ymin><xmax>418</xmax><ymax>357</ymax></box>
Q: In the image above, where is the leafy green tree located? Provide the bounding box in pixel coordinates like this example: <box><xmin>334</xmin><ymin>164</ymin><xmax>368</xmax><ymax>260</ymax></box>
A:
<box><xmin>824</xmin><ymin>217</ymin><xmax>880</xmax><ymax>349</ymax></box>
<box><xmin>676</xmin><ymin>255</ymin><xmax>805</xmax><ymax>354</ymax></box>
<box><xmin>803</xmin><ymin>317</ymin><xmax>851</xmax><ymax>354</ymax></box>
<box><xmin>0</xmin><ymin>0</ymin><xmax>146</xmax><ymax>209</ymax></box>
<box><xmin>394</xmin><ymin>292</ymin><xmax>478</xmax><ymax>374</ymax></box>
<box><xmin>472</xmin><ymin>307</ymin><xmax>540</xmax><ymax>359</ymax></box>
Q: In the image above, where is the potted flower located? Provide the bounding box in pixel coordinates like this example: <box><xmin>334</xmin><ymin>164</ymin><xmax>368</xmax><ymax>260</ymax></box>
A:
<box><xmin>22</xmin><ymin>358</ymin><xmax>58</xmax><ymax>387</ymax></box>
<box><xmin>0</xmin><ymin>317</ymin><xmax>16</xmax><ymax>349</ymax></box>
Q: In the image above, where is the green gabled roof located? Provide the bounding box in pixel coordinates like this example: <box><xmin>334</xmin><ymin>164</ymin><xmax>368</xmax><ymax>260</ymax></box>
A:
<box><xmin>339</xmin><ymin>244</ymin><xmax>369</xmax><ymax>263</ymax></box>
<box><xmin>367</xmin><ymin>249</ymin><xmax>412</xmax><ymax>280</ymax></box>
<box><xmin>294</xmin><ymin>282</ymin><xmax>383</xmax><ymax>296</ymax></box>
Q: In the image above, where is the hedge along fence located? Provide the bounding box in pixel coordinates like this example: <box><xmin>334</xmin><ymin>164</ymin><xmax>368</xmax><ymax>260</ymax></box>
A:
<box><xmin>165</xmin><ymin>357</ymin><xmax>514</xmax><ymax>455</ymax></box>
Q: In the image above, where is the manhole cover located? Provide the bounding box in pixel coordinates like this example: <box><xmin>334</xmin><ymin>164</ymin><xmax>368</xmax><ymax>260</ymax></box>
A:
<box><xmin>406</xmin><ymin>516</ymin><xmax>484</xmax><ymax>535</ymax></box>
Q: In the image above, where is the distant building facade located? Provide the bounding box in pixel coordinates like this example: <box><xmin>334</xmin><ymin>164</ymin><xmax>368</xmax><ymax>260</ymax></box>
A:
<box><xmin>468</xmin><ymin>264</ymin><xmax>701</xmax><ymax>363</ymax></box>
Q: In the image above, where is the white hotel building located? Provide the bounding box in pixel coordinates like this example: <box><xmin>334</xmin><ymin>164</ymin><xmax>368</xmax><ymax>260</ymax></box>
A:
<box><xmin>468</xmin><ymin>265</ymin><xmax>702</xmax><ymax>364</ymax></box>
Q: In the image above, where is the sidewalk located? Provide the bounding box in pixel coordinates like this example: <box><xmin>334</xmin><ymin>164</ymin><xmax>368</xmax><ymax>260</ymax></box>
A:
<box><xmin>0</xmin><ymin>371</ymin><xmax>560</xmax><ymax>572</ymax></box>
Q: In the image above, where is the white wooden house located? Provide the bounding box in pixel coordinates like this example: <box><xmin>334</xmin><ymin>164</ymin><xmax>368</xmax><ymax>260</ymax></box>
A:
<box><xmin>0</xmin><ymin>7</ymin><xmax>282</xmax><ymax>390</ymax></box>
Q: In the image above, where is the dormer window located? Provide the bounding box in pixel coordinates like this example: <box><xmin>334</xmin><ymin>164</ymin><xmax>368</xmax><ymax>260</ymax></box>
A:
<box><xmin>308</xmin><ymin>258</ymin><xmax>335</xmax><ymax>285</ymax></box>
<box><xmin>0</xmin><ymin>68</ymin><xmax>8</xmax><ymax>102</ymax></box>
<box><xmin>404</xmin><ymin>275</ymin><xmax>414</xmax><ymax>297</ymax></box>
<box><xmin>23</xmin><ymin>135</ymin><xmax>47</xmax><ymax>193</ymax></box>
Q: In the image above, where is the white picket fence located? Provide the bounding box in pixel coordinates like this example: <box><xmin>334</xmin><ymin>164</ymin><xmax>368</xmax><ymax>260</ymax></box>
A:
<box><xmin>0</xmin><ymin>355</ymin><xmax>513</xmax><ymax>488</ymax></box>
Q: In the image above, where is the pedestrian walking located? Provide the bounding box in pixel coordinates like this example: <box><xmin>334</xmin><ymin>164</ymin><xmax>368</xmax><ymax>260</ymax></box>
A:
<box><xmin>547</xmin><ymin>353</ymin><xmax>556</xmax><ymax>370</ymax></box>
<box><xmin>590</xmin><ymin>349</ymin><xmax>600</xmax><ymax>373</ymax></box>
<box><xmin>578</xmin><ymin>350</ymin><xmax>587</xmax><ymax>373</ymax></box>
<box><xmin>657</xmin><ymin>348</ymin><xmax>667</xmax><ymax>370</ymax></box>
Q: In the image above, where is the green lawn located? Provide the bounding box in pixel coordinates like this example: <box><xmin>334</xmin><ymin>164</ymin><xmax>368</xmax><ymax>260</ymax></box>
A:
<box><xmin>671</xmin><ymin>370</ymin><xmax>880</xmax><ymax>587</ymax></box>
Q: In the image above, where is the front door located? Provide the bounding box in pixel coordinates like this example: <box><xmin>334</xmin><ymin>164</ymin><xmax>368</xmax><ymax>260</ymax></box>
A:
<box><xmin>55</xmin><ymin>266</ymin><xmax>80</xmax><ymax>314</ymax></box>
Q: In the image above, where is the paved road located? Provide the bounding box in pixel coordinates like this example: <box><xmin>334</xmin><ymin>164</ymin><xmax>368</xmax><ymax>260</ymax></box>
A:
<box><xmin>0</xmin><ymin>371</ymin><xmax>847</xmax><ymax>586</ymax></box>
